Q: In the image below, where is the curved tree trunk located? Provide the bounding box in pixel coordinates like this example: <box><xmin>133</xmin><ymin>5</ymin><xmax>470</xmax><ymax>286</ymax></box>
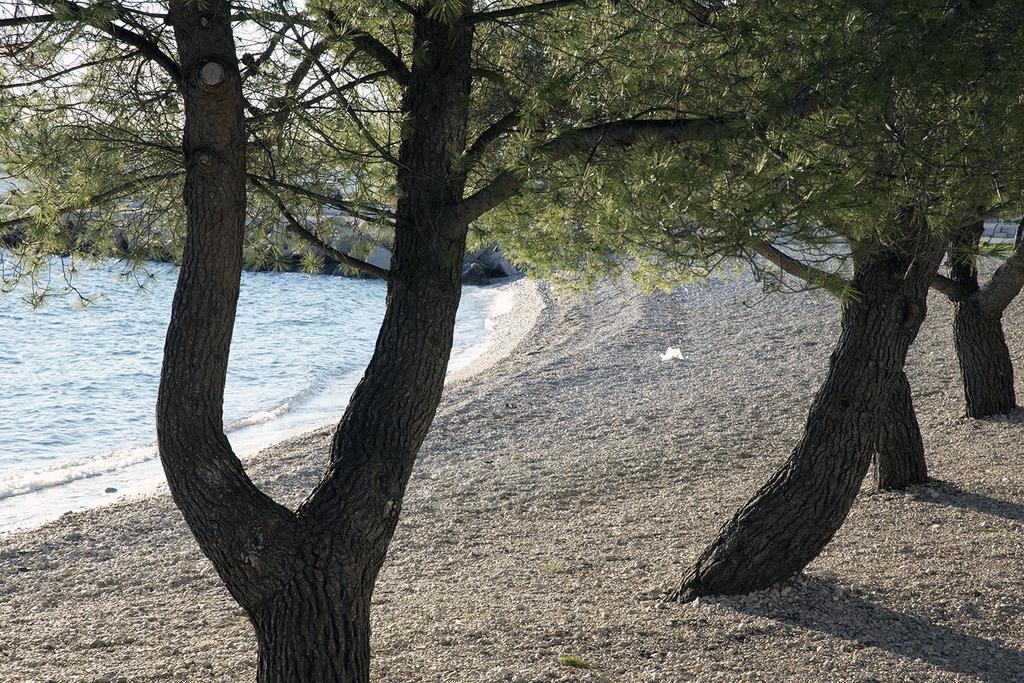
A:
<box><xmin>673</xmin><ymin>221</ymin><xmax>944</xmax><ymax>601</ymax></box>
<box><xmin>158</xmin><ymin>0</ymin><xmax>295</xmax><ymax>612</ymax></box>
<box><xmin>260</xmin><ymin>11</ymin><xmax>473</xmax><ymax>679</ymax></box>
<box><xmin>874</xmin><ymin>371</ymin><xmax>927</xmax><ymax>490</ymax></box>
<box><xmin>954</xmin><ymin>298</ymin><xmax>1016</xmax><ymax>417</ymax></box>
<box><xmin>158</xmin><ymin>3</ymin><xmax>474</xmax><ymax>681</ymax></box>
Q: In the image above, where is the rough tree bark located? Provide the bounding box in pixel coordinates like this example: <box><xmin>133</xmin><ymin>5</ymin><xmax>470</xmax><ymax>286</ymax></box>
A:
<box><xmin>955</xmin><ymin>298</ymin><xmax>1016</xmax><ymax>416</ymax></box>
<box><xmin>873</xmin><ymin>370</ymin><xmax>927</xmax><ymax>490</ymax></box>
<box><xmin>673</xmin><ymin>216</ymin><xmax>945</xmax><ymax>600</ymax></box>
<box><xmin>942</xmin><ymin>221</ymin><xmax>1020</xmax><ymax>418</ymax></box>
<box><xmin>750</xmin><ymin>240</ymin><xmax>927</xmax><ymax>491</ymax></box>
<box><xmin>251</xmin><ymin>12</ymin><xmax>474</xmax><ymax>679</ymax></box>
<box><xmin>158</xmin><ymin>0</ymin><xmax>295</xmax><ymax>613</ymax></box>
<box><xmin>156</xmin><ymin>2</ymin><xmax>474</xmax><ymax>681</ymax></box>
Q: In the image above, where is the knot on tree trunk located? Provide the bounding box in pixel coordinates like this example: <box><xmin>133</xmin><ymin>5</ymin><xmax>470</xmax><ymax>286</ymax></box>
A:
<box><xmin>897</xmin><ymin>297</ymin><xmax>925</xmax><ymax>329</ymax></box>
<box><xmin>199</xmin><ymin>60</ymin><xmax>226</xmax><ymax>86</ymax></box>
<box><xmin>188</xmin><ymin>146</ymin><xmax>224</xmax><ymax>172</ymax></box>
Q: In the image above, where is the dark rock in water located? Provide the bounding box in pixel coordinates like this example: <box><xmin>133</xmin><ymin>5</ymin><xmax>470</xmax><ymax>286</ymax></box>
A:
<box><xmin>461</xmin><ymin>262</ymin><xmax>489</xmax><ymax>285</ymax></box>
<box><xmin>459</xmin><ymin>242</ymin><xmax>522</xmax><ymax>286</ymax></box>
<box><xmin>104</xmin><ymin>487</ymin><xmax>118</xmax><ymax>494</ymax></box>
<box><xmin>473</xmin><ymin>242</ymin><xmax>520</xmax><ymax>279</ymax></box>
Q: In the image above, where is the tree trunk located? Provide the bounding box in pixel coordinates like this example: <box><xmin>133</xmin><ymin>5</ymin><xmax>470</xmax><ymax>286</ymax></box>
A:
<box><xmin>673</xmin><ymin>222</ymin><xmax>944</xmax><ymax>601</ymax></box>
<box><xmin>252</xmin><ymin>567</ymin><xmax>372</xmax><ymax>683</ymax></box>
<box><xmin>874</xmin><ymin>371</ymin><xmax>927</xmax><ymax>490</ymax></box>
<box><xmin>954</xmin><ymin>298</ymin><xmax>1016</xmax><ymax>417</ymax></box>
<box><xmin>158</xmin><ymin>2</ymin><xmax>476</xmax><ymax>680</ymax></box>
<box><xmin>944</xmin><ymin>219</ymin><xmax>1019</xmax><ymax>417</ymax></box>
<box><xmin>159</xmin><ymin>0</ymin><xmax>296</xmax><ymax>613</ymax></box>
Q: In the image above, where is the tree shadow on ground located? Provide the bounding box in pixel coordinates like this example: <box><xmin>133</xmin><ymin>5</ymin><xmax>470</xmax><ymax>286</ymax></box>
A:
<box><xmin>721</xmin><ymin>576</ymin><xmax>1024</xmax><ymax>682</ymax></box>
<box><xmin>976</xmin><ymin>408</ymin><xmax>1024</xmax><ymax>424</ymax></box>
<box><xmin>907</xmin><ymin>479</ymin><xmax>1024</xmax><ymax>523</ymax></box>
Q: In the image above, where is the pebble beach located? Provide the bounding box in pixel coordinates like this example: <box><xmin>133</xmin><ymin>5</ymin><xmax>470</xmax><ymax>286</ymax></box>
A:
<box><xmin>1</xmin><ymin>273</ymin><xmax>1022</xmax><ymax>682</ymax></box>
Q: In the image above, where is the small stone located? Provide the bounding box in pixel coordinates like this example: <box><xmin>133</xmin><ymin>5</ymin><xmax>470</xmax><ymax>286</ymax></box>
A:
<box><xmin>104</xmin><ymin>487</ymin><xmax>117</xmax><ymax>494</ymax></box>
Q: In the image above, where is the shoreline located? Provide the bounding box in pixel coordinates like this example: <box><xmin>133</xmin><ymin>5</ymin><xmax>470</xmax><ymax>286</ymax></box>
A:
<box><xmin>2</xmin><ymin>274</ymin><xmax>1023</xmax><ymax>681</ymax></box>
<box><xmin>0</xmin><ymin>279</ymin><xmax>521</xmax><ymax>535</ymax></box>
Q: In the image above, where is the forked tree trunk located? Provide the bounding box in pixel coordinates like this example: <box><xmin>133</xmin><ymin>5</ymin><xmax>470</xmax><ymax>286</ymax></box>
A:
<box><xmin>673</xmin><ymin>221</ymin><xmax>944</xmax><ymax>601</ymax></box>
<box><xmin>157</xmin><ymin>3</ymin><xmax>475</xmax><ymax>681</ymax></box>
<box><xmin>874</xmin><ymin>371</ymin><xmax>927</xmax><ymax>490</ymax></box>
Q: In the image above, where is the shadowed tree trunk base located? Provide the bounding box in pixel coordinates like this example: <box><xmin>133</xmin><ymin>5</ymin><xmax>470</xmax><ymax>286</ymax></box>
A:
<box><xmin>875</xmin><ymin>371</ymin><xmax>927</xmax><ymax>490</ymax></box>
<box><xmin>671</xmin><ymin>229</ymin><xmax>943</xmax><ymax>602</ymax></box>
<box><xmin>954</xmin><ymin>299</ymin><xmax>1016</xmax><ymax>418</ymax></box>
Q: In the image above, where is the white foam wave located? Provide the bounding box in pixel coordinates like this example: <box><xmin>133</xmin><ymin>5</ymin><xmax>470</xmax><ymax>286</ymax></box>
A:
<box><xmin>485</xmin><ymin>288</ymin><xmax>517</xmax><ymax>330</ymax></box>
<box><xmin>0</xmin><ymin>444</ymin><xmax>158</xmax><ymax>500</ymax></box>
<box><xmin>0</xmin><ymin>378</ymin><xmax>342</xmax><ymax>502</ymax></box>
<box><xmin>224</xmin><ymin>401</ymin><xmax>292</xmax><ymax>432</ymax></box>
<box><xmin>0</xmin><ymin>284</ymin><xmax>506</xmax><ymax>511</ymax></box>
<box><xmin>223</xmin><ymin>378</ymin><xmax>329</xmax><ymax>432</ymax></box>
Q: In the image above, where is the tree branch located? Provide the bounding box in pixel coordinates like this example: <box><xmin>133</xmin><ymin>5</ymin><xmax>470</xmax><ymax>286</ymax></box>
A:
<box><xmin>930</xmin><ymin>272</ymin><xmax>970</xmax><ymax>300</ymax></box>
<box><xmin>239</xmin><ymin>32</ymin><xmax>283</xmax><ymax>81</ymax></box>
<box><xmin>977</xmin><ymin>237</ymin><xmax>1024</xmax><ymax>316</ymax></box>
<box><xmin>0</xmin><ymin>52</ymin><xmax>135</xmax><ymax>90</ymax></box>
<box><xmin>320</xmin><ymin>9</ymin><xmax>410</xmax><ymax>86</ymax></box>
<box><xmin>0</xmin><ymin>12</ymin><xmax>56</xmax><ymax>27</ymax></box>
<box><xmin>751</xmin><ymin>240</ymin><xmax>850</xmax><ymax>295</ymax></box>
<box><xmin>285</xmin><ymin>38</ymin><xmax>330</xmax><ymax>93</ymax></box>
<box><xmin>463</xmin><ymin>111</ymin><xmax>521</xmax><ymax>170</ymax></box>
<box><xmin>310</xmin><ymin>58</ymin><xmax>402</xmax><ymax>166</ymax></box>
<box><xmin>247</xmin><ymin>70</ymin><xmax>391</xmax><ymax>126</ymax></box>
<box><xmin>247</xmin><ymin>173</ymin><xmax>395</xmax><ymax>224</ymax></box>
<box><xmin>468</xmin><ymin>0</ymin><xmax>582</xmax><ymax>23</ymax></box>
<box><xmin>41</xmin><ymin>0</ymin><xmax>182</xmax><ymax>88</ymax></box>
<box><xmin>236</xmin><ymin>9</ymin><xmax>410</xmax><ymax>86</ymax></box>
<box><xmin>348</xmin><ymin>31</ymin><xmax>410</xmax><ymax>86</ymax></box>
<box><xmin>253</xmin><ymin>180</ymin><xmax>391</xmax><ymax>281</ymax></box>
<box><xmin>0</xmin><ymin>170</ymin><xmax>183</xmax><ymax>232</ymax></box>
<box><xmin>453</xmin><ymin>115</ymin><xmax>741</xmax><ymax>224</ymax></box>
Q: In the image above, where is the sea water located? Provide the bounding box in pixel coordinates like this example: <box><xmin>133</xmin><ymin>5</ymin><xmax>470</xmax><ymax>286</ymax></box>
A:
<box><xmin>0</xmin><ymin>258</ymin><xmax>504</xmax><ymax>532</ymax></box>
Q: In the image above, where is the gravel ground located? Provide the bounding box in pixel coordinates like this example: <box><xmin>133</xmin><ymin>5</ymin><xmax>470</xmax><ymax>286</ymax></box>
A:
<box><xmin>1</xmin><ymin>271</ymin><xmax>1023</xmax><ymax>682</ymax></box>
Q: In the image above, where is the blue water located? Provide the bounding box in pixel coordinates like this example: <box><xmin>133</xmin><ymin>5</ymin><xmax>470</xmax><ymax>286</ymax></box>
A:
<box><xmin>0</xmin><ymin>258</ymin><xmax>502</xmax><ymax>531</ymax></box>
